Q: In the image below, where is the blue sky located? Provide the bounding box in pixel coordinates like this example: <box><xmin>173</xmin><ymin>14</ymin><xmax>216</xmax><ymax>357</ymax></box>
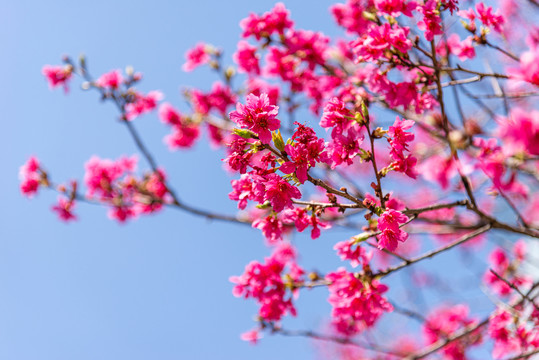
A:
<box><xmin>0</xmin><ymin>1</ymin><xmax>520</xmax><ymax>359</ymax></box>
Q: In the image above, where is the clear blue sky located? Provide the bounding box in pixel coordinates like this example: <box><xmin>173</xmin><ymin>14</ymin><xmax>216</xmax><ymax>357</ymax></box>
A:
<box><xmin>0</xmin><ymin>1</ymin><xmax>512</xmax><ymax>359</ymax></box>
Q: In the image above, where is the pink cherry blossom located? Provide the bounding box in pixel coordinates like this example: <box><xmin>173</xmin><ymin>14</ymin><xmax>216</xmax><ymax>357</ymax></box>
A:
<box><xmin>484</xmin><ymin>241</ymin><xmax>532</xmax><ymax>297</ymax></box>
<box><xmin>95</xmin><ymin>69</ymin><xmax>124</xmax><ymax>90</ymax></box>
<box><xmin>281</xmin><ymin>207</ymin><xmax>330</xmax><ymax>239</ymax></box>
<box><xmin>331</xmin><ymin>0</ymin><xmax>373</xmax><ymax>35</ymax></box>
<box><xmin>159</xmin><ymin>103</ymin><xmax>200</xmax><ymax>149</ymax></box>
<box><xmin>446</xmin><ymin>34</ymin><xmax>476</xmax><ymax>61</ymax></box>
<box><xmin>182</xmin><ymin>43</ymin><xmax>210</xmax><ymax>72</ymax></box>
<box><xmin>229</xmin><ymin>93</ymin><xmax>280</xmax><ymax>144</ymax></box>
<box><xmin>387</xmin><ymin>117</ymin><xmax>417</xmax><ymax>178</ymax></box>
<box><xmin>423</xmin><ymin>305</ymin><xmax>482</xmax><ymax>360</ymax></box>
<box><xmin>320</xmin><ymin>97</ymin><xmax>353</xmax><ymax>137</ymax></box>
<box><xmin>417</xmin><ymin>0</ymin><xmax>443</xmax><ymax>41</ymax></box>
<box><xmin>252</xmin><ymin>215</ymin><xmax>285</xmax><ymax>244</ymax></box>
<box><xmin>234</xmin><ymin>41</ymin><xmax>260</xmax><ymax>75</ymax></box>
<box><xmin>20</xmin><ymin>156</ymin><xmax>42</xmax><ymax>197</ymax></box>
<box><xmin>125</xmin><ymin>90</ymin><xmax>163</xmax><ymax>121</ymax></box>
<box><xmin>246</xmin><ymin>78</ymin><xmax>280</xmax><ymax>106</ymax></box>
<box><xmin>240</xmin><ymin>329</ymin><xmax>262</xmax><ymax>344</ymax></box>
<box><xmin>326</xmin><ymin>268</ymin><xmax>393</xmax><ymax>336</ymax></box>
<box><xmin>191</xmin><ymin>82</ymin><xmax>237</xmax><ymax>116</ymax></box>
<box><xmin>230</xmin><ymin>243</ymin><xmax>301</xmax><ymax>322</ymax></box>
<box><xmin>258</xmin><ymin>173</ymin><xmax>301</xmax><ymax>212</ymax></box>
<box><xmin>334</xmin><ymin>239</ymin><xmax>372</xmax><ymax>268</ymax></box>
<box><xmin>488</xmin><ymin>307</ymin><xmax>539</xmax><ymax>359</ymax></box>
<box><xmin>374</xmin><ymin>0</ymin><xmax>417</xmax><ymax>17</ymax></box>
<box><xmin>51</xmin><ymin>196</ymin><xmax>77</xmax><ymax>222</ymax></box>
<box><xmin>476</xmin><ymin>2</ymin><xmax>505</xmax><ymax>33</ymax></box>
<box><xmin>240</xmin><ymin>3</ymin><xmax>293</xmax><ymax>40</ymax></box>
<box><xmin>377</xmin><ymin>209</ymin><xmax>409</xmax><ymax>251</ymax></box>
<box><xmin>508</xmin><ymin>46</ymin><xmax>539</xmax><ymax>86</ymax></box>
<box><xmin>326</xmin><ymin>125</ymin><xmax>364</xmax><ymax>169</ymax></box>
<box><xmin>353</xmin><ymin>23</ymin><xmax>412</xmax><ymax>62</ymax></box>
<box><xmin>279</xmin><ymin>123</ymin><xmax>328</xmax><ymax>183</ymax></box>
<box><xmin>42</xmin><ymin>64</ymin><xmax>72</xmax><ymax>92</ymax></box>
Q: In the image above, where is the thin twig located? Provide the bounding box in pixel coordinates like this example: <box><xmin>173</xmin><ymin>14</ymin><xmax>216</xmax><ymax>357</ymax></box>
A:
<box><xmin>375</xmin><ymin>224</ymin><xmax>492</xmax><ymax>278</ymax></box>
<box><xmin>489</xmin><ymin>270</ymin><xmax>539</xmax><ymax>312</ymax></box>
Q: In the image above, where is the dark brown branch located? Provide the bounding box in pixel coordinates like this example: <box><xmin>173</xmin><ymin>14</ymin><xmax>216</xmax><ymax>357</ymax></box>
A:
<box><xmin>504</xmin><ymin>348</ymin><xmax>539</xmax><ymax>360</ymax></box>
<box><xmin>489</xmin><ymin>270</ymin><xmax>539</xmax><ymax>311</ymax></box>
<box><xmin>268</xmin><ymin>323</ymin><xmax>407</xmax><ymax>357</ymax></box>
<box><xmin>405</xmin><ymin>282</ymin><xmax>539</xmax><ymax>360</ymax></box>
<box><xmin>375</xmin><ymin>224</ymin><xmax>492</xmax><ymax>278</ymax></box>
<box><xmin>404</xmin><ymin>318</ymin><xmax>489</xmax><ymax>359</ymax></box>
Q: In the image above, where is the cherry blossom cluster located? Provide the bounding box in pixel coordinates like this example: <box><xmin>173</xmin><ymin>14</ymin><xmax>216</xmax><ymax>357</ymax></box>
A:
<box><xmin>423</xmin><ymin>305</ymin><xmax>483</xmax><ymax>360</ymax></box>
<box><xmin>23</xmin><ymin>0</ymin><xmax>539</xmax><ymax>358</ymax></box>
<box><xmin>489</xmin><ymin>306</ymin><xmax>539</xmax><ymax>359</ymax></box>
<box><xmin>230</xmin><ymin>243</ymin><xmax>303</xmax><ymax>341</ymax></box>
<box><xmin>326</xmin><ymin>268</ymin><xmax>393</xmax><ymax>336</ymax></box>
<box><xmin>484</xmin><ymin>241</ymin><xmax>532</xmax><ymax>297</ymax></box>
<box><xmin>84</xmin><ymin>156</ymin><xmax>170</xmax><ymax>222</ymax></box>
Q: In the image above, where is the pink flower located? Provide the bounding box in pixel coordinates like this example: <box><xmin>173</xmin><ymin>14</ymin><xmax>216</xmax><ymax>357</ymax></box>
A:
<box><xmin>164</xmin><ymin>126</ymin><xmax>199</xmax><ymax>149</ymax></box>
<box><xmin>489</xmin><ymin>310</ymin><xmax>521</xmax><ymax>359</ymax></box>
<box><xmin>95</xmin><ymin>69</ymin><xmax>124</xmax><ymax>90</ymax></box>
<box><xmin>234</xmin><ymin>41</ymin><xmax>260</xmax><ymax>75</ymax></box>
<box><xmin>423</xmin><ymin>305</ymin><xmax>482</xmax><ymax>360</ymax></box>
<box><xmin>484</xmin><ymin>242</ymin><xmax>532</xmax><ymax>297</ymax></box>
<box><xmin>108</xmin><ymin>205</ymin><xmax>136</xmax><ymax>223</ymax></box>
<box><xmin>240</xmin><ymin>3</ymin><xmax>293</xmax><ymax>40</ymax></box>
<box><xmin>353</xmin><ymin>23</ymin><xmax>412</xmax><ymax>62</ymax></box>
<box><xmin>225</xmin><ymin>137</ymin><xmax>255</xmax><ymax>174</ymax></box>
<box><xmin>320</xmin><ymin>97</ymin><xmax>353</xmax><ymax>137</ymax></box>
<box><xmin>279</xmin><ymin>123</ymin><xmax>328</xmax><ymax>183</ymax></box>
<box><xmin>508</xmin><ymin>46</ymin><xmax>539</xmax><ymax>86</ymax></box>
<box><xmin>240</xmin><ymin>329</ymin><xmax>262</xmax><ymax>344</ymax></box>
<box><xmin>447</xmin><ymin>34</ymin><xmax>476</xmax><ymax>61</ymax></box>
<box><xmin>326</xmin><ymin>268</ymin><xmax>393</xmax><ymax>336</ymax></box>
<box><xmin>326</xmin><ymin>126</ymin><xmax>364</xmax><ymax>169</ymax></box>
<box><xmin>82</xmin><ymin>157</ymin><xmax>168</xmax><ymax>223</ymax></box>
<box><xmin>476</xmin><ymin>2</ymin><xmax>505</xmax><ymax>33</ymax></box>
<box><xmin>230</xmin><ymin>243</ymin><xmax>301</xmax><ymax>322</ymax></box>
<box><xmin>388</xmin><ymin>117</ymin><xmax>415</xmax><ymax>154</ymax></box>
<box><xmin>265</xmin><ymin>46</ymin><xmax>299</xmax><ymax>83</ymax></box>
<box><xmin>374</xmin><ymin>0</ymin><xmax>417</xmax><ymax>17</ymax></box>
<box><xmin>229</xmin><ymin>93</ymin><xmax>280</xmax><ymax>144</ymax></box>
<box><xmin>419</xmin><ymin>155</ymin><xmax>456</xmax><ymax>189</ymax></box>
<box><xmin>159</xmin><ymin>103</ymin><xmax>200</xmax><ymax>149</ymax></box>
<box><xmin>285</xmin><ymin>29</ymin><xmax>329</xmax><ymax>70</ymax></box>
<box><xmin>417</xmin><ymin>0</ymin><xmax>443</xmax><ymax>41</ymax></box>
<box><xmin>125</xmin><ymin>90</ymin><xmax>163</xmax><ymax>121</ymax></box>
<box><xmin>246</xmin><ymin>78</ymin><xmax>280</xmax><ymax>106</ymax></box>
<box><xmin>19</xmin><ymin>156</ymin><xmax>42</xmax><ymax>197</ymax></box>
<box><xmin>159</xmin><ymin>103</ymin><xmax>184</xmax><ymax>126</ymax></box>
<box><xmin>42</xmin><ymin>64</ymin><xmax>72</xmax><ymax>92</ymax></box>
<box><xmin>387</xmin><ymin>117</ymin><xmax>418</xmax><ymax>179</ymax></box>
<box><xmin>51</xmin><ymin>196</ymin><xmax>77</xmax><ymax>222</ymax></box>
<box><xmin>207</xmin><ymin>123</ymin><xmax>225</xmax><ymax>148</ymax></box>
<box><xmin>84</xmin><ymin>155</ymin><xmax>137</xmax><ymax>199</ymax></box>
<box><xmin>281</xmin><ymin>207</ymin><xmax>330</xmax><ymax>239</ymax></box>
<box><xmin>182</xmin><ymin>43</ymin><xmax>210</xmax><ymax>72</ymax></box>
<box><xmin>191</xmin><ymin>82</ymin><xmax>237</xmax><ymax>116</ymax></box>
<box><xmin>331</xmin><ymin>0</ymin><xmax>372</xmax><ymax>35</ymax></box>
<box><xmin>377</xmin><ymin>209</ymin><xmax>409</xmax><ymax>251</ymax></box>
<box><xmin>132</xmin><ymin>169</ymin><xmax>170</xmax><ymax>215</ymax></box>
<box><xmin>253</xmin><ymin>215</ymin><xmax>285</xmax><ymax>244</ymax></box>
<box><xmin>458</xmin><ymin>8</ymin><xmax>477</xmax><ymax>32</ymax></box>
<box><xmin>259</xmin><ymin>174</ymin><xmax>301</xmax><ymax>212</ymax></box>
<box><xmin>488</xmin><ymin>307</ymin><xmax>538</xmax><ymax>359</ymax></box>
<box><xmin>229</xmin><ymin>176</ymin><xmax>255</xmax><ymax>209</ymax></box>
<box><xmin>334</xmin><ymin>240</ymin><xmax>372</xmax><ymax>268</ymax></box>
